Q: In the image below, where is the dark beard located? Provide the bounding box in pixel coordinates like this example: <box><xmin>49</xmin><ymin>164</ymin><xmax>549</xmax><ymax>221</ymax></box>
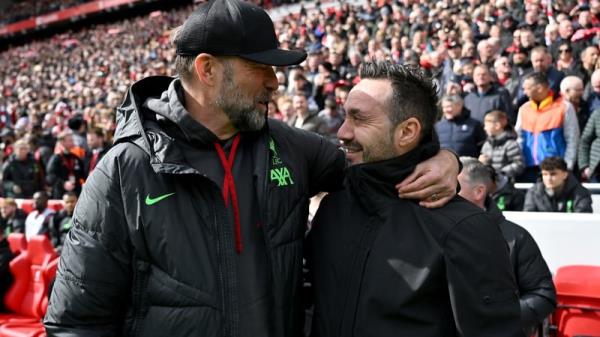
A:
<box><xmin>216</xmin><ymin>64</ymin><xmax>268</xmax><ymax>132</ymax></box>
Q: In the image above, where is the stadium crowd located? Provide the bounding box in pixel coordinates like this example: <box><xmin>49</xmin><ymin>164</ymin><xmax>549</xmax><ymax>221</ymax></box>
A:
<box><xmin>0</xmin><ymin>0</ymin><xmax>599</xmax><ymax>251</ymax></box>
<box><xmin>0</xmin><ymin>0</ymin><xmax>92</xmax><ymax>25</ymax></box>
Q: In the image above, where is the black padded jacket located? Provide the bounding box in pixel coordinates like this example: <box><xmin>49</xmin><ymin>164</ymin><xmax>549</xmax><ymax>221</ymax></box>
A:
<box><xmin>44</xmin><ymin>76</ymin><xmax>345</xmax><ymax>337</ymax></box>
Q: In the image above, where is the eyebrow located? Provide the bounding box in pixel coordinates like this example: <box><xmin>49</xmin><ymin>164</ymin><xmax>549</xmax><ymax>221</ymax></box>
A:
<box><xmin>345</xmin><ymin>107</ymin><xmax>362</xmax><ymax>117</ymax></box>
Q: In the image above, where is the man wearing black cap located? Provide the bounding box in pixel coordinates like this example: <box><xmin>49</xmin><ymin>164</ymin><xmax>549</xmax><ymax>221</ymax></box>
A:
<box><xmin>44</xmin><ymin>1</ymin><xmax>460</xmax><ymax>336</ymax></box>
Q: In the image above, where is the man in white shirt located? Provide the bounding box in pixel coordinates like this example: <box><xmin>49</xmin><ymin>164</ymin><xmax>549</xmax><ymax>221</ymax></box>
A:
<box><xmin>24</xmin><ymin>191</ymin><xmax>55</xmax><ymax>240</ymax></box>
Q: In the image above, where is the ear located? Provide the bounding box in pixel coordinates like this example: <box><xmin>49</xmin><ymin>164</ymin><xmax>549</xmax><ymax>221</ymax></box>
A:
<box><xmin>474</xmin><ymin>184</ymin><xmax>487</xmax><ymax>203</ymax></box>
<box><xmin>393</xmin><ymin>117</ymin><xmax>422</xmax><ymax>150</ymax></box>
<box><xmin>194</xmin><ymin>53</ymin><xmax>219</xmax><ymax>86</ymax></box>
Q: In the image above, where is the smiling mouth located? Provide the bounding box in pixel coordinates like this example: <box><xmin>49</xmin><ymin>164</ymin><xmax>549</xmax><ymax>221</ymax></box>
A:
<box><xmin>341</xmin><ymin>146</ymin><xmax>363</xmax><ymax>154</ymax></box>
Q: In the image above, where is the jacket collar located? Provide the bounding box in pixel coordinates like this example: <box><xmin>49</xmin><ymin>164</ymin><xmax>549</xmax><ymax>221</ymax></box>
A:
<box><xmin>345</xmin><ymin>139</ymin><xmax>439</xmax><ymax>213</ymax></box>
<box><xmin>529</xmin><ymin>90</ymin><xmax>557</xmax><ymax>111</ymax></box>
<box><xmin>489</xmin><ymin>130</ymin><xmax>517</xmax><ymax>146</ymax></box>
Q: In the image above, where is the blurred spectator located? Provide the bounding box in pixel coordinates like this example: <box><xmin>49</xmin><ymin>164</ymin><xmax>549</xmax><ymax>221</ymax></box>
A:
<box><xmin>560</xmin><ymin>76</ymin><xmax>591</xmax><ymax>131</ymax></box>
<box><xmin>523</xmin><ymin>157</ymin><xmax>592</xmax><ymax>213</ymax></box>
<box><xmin>551</xmin><ymin>19</ymin><xmax>583</xmax><ymax>59</ymax></box>
<box><xmin>464</xmin><ymin>64</ymin><xmax>514</xmax><ymax>123</ymax></box>
<box><xmin>573</xmin><ymin>45</ymin><xmax>599</xmax><ymax>85</ymax></box>
<box><xmin>24</xmin><ymin>191</ymin><xmax>55</xmax><ymax>240</ymax></box>
<box><xmin>1</xmin><ymin>139</ymin><xmax>44</xmax><ymax>198</ymax></box>
<box><xmin>49</xmin><ymin>192</ymin><xmax>77</xmax><ymax>253</ymax></box>
<box><xmin>531</xmin><ymin>46</ymin><xmax>565</xmax><ymax>96</ymax></box>
<box><xmin>585</xmin><ymin>69</ymin><xmax>600</xmax><ymax>111</ymax></box>
<box><xmin>578</xmin><ymin>108</ymin><xmax>600</xmax><ymax>182</ymax></box>
<box><xmin>67</xmin><ymin>114</ymin><xmax>88</xmax><ymax>151</ymax></box>
<box><xmin>458</xmin><ymin>157</ymin><xmax>556</xmax><ymax>336</ymax></box>
<box><xmin>436</xmin><ymin>95</ymin><xmax>486</xmax><ymax>158</ymax></box>
<box><xmin>0</xmin><ymin>198</ymin><xmax>26</xmax><ymax>235</ymax></box>
<box><xmin>276</xmin><ymin>95</ymin><xmax>294</xmax><ymax>125</ymax></box>
<box><xmin>46</xmin><ymin>131</ymin><xmax>85</xmax><ymax>199</ymax></box>
<box><xmin>267</xmin><ymin>99</ymin><xmax>283</xmax><ymax>121</ymax></box>
<box><xmin>290</xmin><ymin>92</ymin><xmax>327</xmax><ymax>135</ymax></box>
<box><xmin>493</xmin><ymin>173</ymin><xmax>525</xmax><ymax>211</ymax></box>
<box><xmin>494</xmin><ymin>56</ymin><xmax>520</xmax><ymax>107</ymax></box>
<box><xmin>317</xmin><ymin>96</ymin><xmax>343</xmax><ymax>142</ymax></box>
<box><xmin>479</xmin><ymin>110</ymin><xmax>524</xmax><ymax>180</ymax></box>
<box><xmin>0</xmin><ymin>0</ymin><xmax>91</xmax><ymax>25</ymax></box>
<box><xmin>516</xmin><ymin>72</ymin><xmax>580</xmax><ymax>181</ymax></box>
<box><xmin>555</xmin><ymin>42</ymin><xmax>577</xmax><ymax>75</ymax></box>
<box><xmin>84</xmin><ymin>127</ymin><xmax>109</xmax><ymax>175</ymax></box>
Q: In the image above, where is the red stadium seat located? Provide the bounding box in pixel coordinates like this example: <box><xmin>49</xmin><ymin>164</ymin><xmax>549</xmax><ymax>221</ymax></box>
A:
<box><xmin>6</xmin><ymin>235</ymin><xmax>26</xmax><ymax>255</ymax></box>
<box><xmin>0</xmin><ymin>323</ymin><xmax>45</xmax><ymax>337</ymax></box>
<box><xmin>15</xmin><ymin>201</ymin><xmax>33</xmax><ymax>215</ymax></box>
<box><xmin>13</xmin><ymin>199</ymin><xmax>63</xmax><ymax>215</ymax></box>
<box><xmin>551</xmin><ymin>265</ymin><xmax>600</xmax><ymax>337</ymax></box>
<box><xmin>0</xmin><ymin>236</ymin><xmax>58</xmax><ymax>331</ymax></box>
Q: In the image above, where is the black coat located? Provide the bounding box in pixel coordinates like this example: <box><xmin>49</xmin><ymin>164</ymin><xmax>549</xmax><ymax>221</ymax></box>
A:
<box><xmin>1</xmin><ymin>154</ymin><xmax>44</xmax><ymax>198</ymax></box>
<box><xmin>307</xmin><ymin>142</ymin><xmax>523</xmax><ymax>337</ymax></box>
<box><xmin>45</xmin><ymin>151</ymin><xmax>85</xmax><ymax>199</ymax></box>
<box><xmin>486</xmin><ymin>199</ymin><xmax>556</xmax><ymax>333</ymax></box>
<box><xmin>492</xmin><ymin>178</ymin><xmax>525</xmax><ymax>211</ymax></box>
<box><xmin>435</xmin><ymin>109</ymin><xmax>486</xmax><ymax>158</ymax></box>
<box><xmin>44</xmin><ymin>76</ymin><xmax>345</xmax><ymax>337</ymax></box>
<box><xmin>523</xmin><ymin>173</ymin><xmax>593</xmax><ymax>213</ymax></box>
<box><xmin>0</xmin><ymin>208</ymin><xmax>27</xmax><ymax>235</ymax></box>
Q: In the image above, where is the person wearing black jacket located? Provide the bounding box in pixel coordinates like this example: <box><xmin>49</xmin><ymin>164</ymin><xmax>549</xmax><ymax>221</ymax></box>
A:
<box><xmin>84</xmin><ymin>127</ymin><xmax>110</xmax><ymax>175</ymax></box>
<box><xmin>45</xmin><ymin>131</ymin><xmax>86</xmax><ymax>199</ymax></box>
<box><xmin>436</xmin><ymin>94</ymin><xmax>486</xmax><ymax>157</ymax></box>
<box><xmin>43</xmin><ymin>2</ymin><xmax>460</xmax><ymax>337</ymax></box>
<box><xmin>307</xmin><ymin>62</ymin><xmax>522</xmax><ymax>337</ymax></box>
<box><xmin>0</xmin><ymin>198</ymin><xmax>26</xmax><ymax>235</ymax></box>
<box><xmin>1</xmin><ymin>139</ymin><xmax>44</xmax><ymax>199</ymax></box>
<box><xmin>523</xmin><ymin>156</ymin><xmax>593</xmax><ymax>212</ymax></box>
<box><xmin>458</xmin><ymin>157</ymin><xmax>556</xmax><ymax>335</ymax></box>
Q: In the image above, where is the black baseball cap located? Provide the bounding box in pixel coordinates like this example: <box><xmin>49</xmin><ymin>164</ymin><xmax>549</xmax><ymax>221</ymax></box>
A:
<box><xmin>176</xmin><ymin>0</ymin><xmax>307</xmax><ymax>66</ymax></box>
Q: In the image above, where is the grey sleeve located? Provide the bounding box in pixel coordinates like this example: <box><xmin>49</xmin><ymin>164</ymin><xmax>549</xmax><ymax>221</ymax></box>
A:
<box><xmin>522</xmin><ymin>188</ymin><xmax>538</xmax><ymax>212</ymax></box>
<box><xmin>578</xmin><ymin>110</ymin><xmax>598</xmax><ymax>169</ymax></box>
<box><xmin>501</xmin><ymin>140</ymin><xmax>525</xmax><ymax>179</ymax></box>
<box><xmin>562</xmin><ymin>102</ymin><xmax>580</xmax><ymax>170</ymax></box>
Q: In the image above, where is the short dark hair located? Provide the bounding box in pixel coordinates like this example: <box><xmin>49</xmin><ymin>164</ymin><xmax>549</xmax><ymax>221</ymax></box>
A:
<box><xmin>87</xmin><ymin>127</ymin><xmax>104</xmax><ymax>138</ymax></box>
<box><xmin>541</xmin><ymin>156</ymin><xmax>568</xmax><ymax>171</ymax></box>
<box><xmin>63</xmin><ymin>191</ymin><xmax>78</xmax><ymax>199</ymax></box>
<box><xmin>524</xmin><ymin>71</ymin><xmax>549</xmax><ymax>87</ymax></box>
<box><xmin>358</xmin><ymin>62</ymin><xmax>438</xmax><ymax>140</ymax></box>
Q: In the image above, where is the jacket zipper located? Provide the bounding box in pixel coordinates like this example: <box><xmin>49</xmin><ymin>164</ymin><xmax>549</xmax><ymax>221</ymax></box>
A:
<box><xmin>259</xmin><ymin>133</ymin><xmax>277</xmax><ymax>333</ymax></box>
<box><xmin>156</xmin><ymin>163</ymin><xmax>240</xmax><ymax>337</ymax></box>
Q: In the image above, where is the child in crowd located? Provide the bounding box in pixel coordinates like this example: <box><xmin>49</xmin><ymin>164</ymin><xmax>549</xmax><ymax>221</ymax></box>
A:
<box><xmin>479</xmin><ymin>110</ymin><xmax>524</xmax><ymax>180</ymax></box>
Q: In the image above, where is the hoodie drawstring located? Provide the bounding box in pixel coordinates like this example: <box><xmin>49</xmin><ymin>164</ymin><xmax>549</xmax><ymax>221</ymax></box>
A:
<box><xmin>214</xmin><ymin>134</ymin><xmax>243</xmax><ymax>254</ymax></box>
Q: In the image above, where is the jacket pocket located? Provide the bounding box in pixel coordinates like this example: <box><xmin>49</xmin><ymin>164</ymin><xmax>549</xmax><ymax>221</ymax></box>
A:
<box><xmin>147</xmin><ymin>264</ymin><xmax>220</xmax><ymax>309</ymax></box>
<box><xmin>481</xmin><ymin>288</ymin><xmax>519</xmax><ymax>305</ymax></box>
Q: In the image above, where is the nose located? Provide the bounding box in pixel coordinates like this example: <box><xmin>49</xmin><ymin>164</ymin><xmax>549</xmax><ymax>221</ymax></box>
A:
<box><xmin>337</xmin><ymin>118</ymin><xmax>353</xmax><ymax>143</ymax></box>
<box><xmin>264</xmin><ymin>67</ymin><xmax>278</xmax><ymax>92</ymax></box>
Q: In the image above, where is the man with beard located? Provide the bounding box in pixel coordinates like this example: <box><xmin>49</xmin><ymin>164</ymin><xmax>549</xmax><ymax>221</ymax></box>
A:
<box><xmin>44</xmin><ymin>1</ymin><xmax>460</xmax><ymax>336</ymax></box>
<box><xmin>307</xmin><ymin>62</ymin><xmax>523</xmax><ymax>337</ymax></box>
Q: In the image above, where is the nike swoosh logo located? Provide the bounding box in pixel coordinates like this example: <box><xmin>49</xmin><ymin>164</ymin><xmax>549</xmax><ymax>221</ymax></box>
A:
<box><xmin>145</xmin><ymin>192</ymin><xmax>175</xmax><ymax>206</ymax></box>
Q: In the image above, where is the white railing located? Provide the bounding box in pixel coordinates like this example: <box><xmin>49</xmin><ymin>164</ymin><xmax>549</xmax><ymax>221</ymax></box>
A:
<box><xmin>504</xmin><ymin>211</ymin><xmax>600</xmax><ymax>273</ymax></box>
